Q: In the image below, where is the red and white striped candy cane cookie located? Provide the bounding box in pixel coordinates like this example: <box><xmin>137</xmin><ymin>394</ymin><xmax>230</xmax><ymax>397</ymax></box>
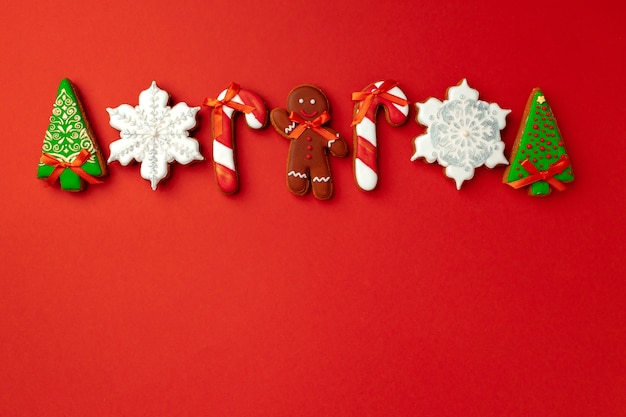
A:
<box><xmin>352</xmin><ymin>80</ymin><xmax>410</xmax><ymax>191</ymax></box>
<box><xmin>204</xmin><ymin>82</ymin><xmax>268</xmax><ymax>193</ymax></box>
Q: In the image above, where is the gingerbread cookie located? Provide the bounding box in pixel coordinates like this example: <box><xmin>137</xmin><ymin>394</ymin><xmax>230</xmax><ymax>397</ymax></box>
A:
<box><xmin>107</xmin><ymin>81</ymin><xmax>203</xmax><ymax>190</ymax></box>
<box><xmin>37</xmin><ymin>79</ymin><xmax>107</xmax><ymax>191</ymax></box>
<box><xmin>411</xmin><ymin>79</ymin><xmax>510</xmax><ymax>190</ymax></box>
<box><xmin>503</xmin><ymin>88</ymin><xmax>573</xmax><ymax>196</ymax></box>
<box><xmin>270</xmin><ymin>84</ymin><xmax>348</xmax><ymax>200</ymax></box>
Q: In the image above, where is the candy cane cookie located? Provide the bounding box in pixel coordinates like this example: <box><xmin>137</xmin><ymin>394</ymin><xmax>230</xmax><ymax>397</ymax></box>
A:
<box><xmin>204</xmin><ymin>82</ymin><xmax>268</xmax><ymax>193</ymax></box>
<box><xmin>352</xmin><ymin>80</ymin><xmax>410</xmax><ymax>191</ymax></box>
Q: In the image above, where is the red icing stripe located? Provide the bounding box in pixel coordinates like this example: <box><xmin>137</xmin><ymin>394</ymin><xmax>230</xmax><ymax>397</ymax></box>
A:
<box><xmin>214</xmin><ymin>111</ymin><xmax>233</xmax><ymax>147</ymax></box>
<box><xmin>215</xmin><ymin>163</ymin><xmax>237</xmax><ymax>194</ymax></box>
<box><xmin>237</xmin><ymin>88</ymin><xmax>267</xmax><ymax>126</ymax></box>
<box><xmin>383</xmin><ymin>98</ymin><xmax>408</xmax><ymax>125</ymax></box>
<box><xmin>356</xmin><ymin>135</ymin><xmax>377</xmax><ymax>171</ymax></box>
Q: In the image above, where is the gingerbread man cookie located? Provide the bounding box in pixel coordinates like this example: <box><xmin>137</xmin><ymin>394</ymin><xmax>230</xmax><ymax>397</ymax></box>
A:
<box><xmin>270</xmin><ymin>84</ymin><xmax>348</xmax><ymax>200</ymax></box>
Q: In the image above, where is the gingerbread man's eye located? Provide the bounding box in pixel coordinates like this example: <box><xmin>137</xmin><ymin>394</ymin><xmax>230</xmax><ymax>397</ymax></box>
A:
<box><xmin>310</xmin><ymin>99</ymin><xmax>316</xmax><ymax>105</ymax></box>
<box><xmin>298</xmin><ymin>98</ymin><xmax>304</xmax><ymax>104</ymax></box>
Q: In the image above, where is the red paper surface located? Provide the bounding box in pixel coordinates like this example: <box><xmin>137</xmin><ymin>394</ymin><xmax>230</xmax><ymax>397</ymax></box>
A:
<box><xmin>1</xmin><ymin>0</ymin><xmax>625</xmax><ymax>416</ymax></box>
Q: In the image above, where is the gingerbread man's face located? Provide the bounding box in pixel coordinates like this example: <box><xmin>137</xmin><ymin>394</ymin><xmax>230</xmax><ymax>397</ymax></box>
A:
<box><xmin>287</xmin><ymin>85</ymin><xmax>329</xmax><ymax>121</ymax></box>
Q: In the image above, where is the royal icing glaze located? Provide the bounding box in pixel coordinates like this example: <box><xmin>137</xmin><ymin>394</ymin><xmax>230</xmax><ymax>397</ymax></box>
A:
<box><xmin>352</xmin><ymin>80</ymin><xmax>410</xmax><ymax>191</ymax></box>
<box><xmin>411</xmin><ymin>79</ymin><xmax>510</xmax><ymax>190</ymax></box>
<box><xmin>107</xmin><ymin>81</ymin><xmax>203</xmax><ymax>190</ymax></box>
<box><xmin>503</xmin><ymin>88</ymin><xmax>573</xmax><ymax>196</ymax></box>
<box><xmin>37</xmin><ymin>79</ymin><xmax>107</xmax><ymax>191</ymax></box>
<box><xmin>270</xmin><ymin>84</ymin><xmax>348</xmax><ymax>200</ymax></box>
<box><xmin>204</xmin><ymin>82</ymin><xmax>268</xmax><ymax>194</ymax></box>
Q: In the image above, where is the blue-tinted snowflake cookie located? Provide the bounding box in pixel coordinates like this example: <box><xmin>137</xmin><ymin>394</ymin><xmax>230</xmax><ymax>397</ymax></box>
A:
<box><xmin>410</xmin><ymin>79</ymin><xmax>510</xmax><ymax>190</ymax></box>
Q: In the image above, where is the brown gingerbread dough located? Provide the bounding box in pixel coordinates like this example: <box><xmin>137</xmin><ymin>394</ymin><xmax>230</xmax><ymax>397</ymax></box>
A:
<box><xmin>270</xmin><ymin>84</ymin><xmax>348</xmax><ymax>200</ymax></box>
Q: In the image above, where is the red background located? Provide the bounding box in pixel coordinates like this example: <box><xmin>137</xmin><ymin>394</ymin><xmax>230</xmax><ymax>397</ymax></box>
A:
<box><xmin>1</xmin><ymin>0</ymin><xmax>625</xmax><ymax>416</ymax></box>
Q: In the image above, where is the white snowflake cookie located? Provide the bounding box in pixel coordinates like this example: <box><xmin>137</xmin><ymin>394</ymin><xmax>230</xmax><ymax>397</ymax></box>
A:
<box><xmin>410</xmin><ymin>79</ymin><xmax>510</xmax><ymax>190</ymax></box>
<box><xmin>107</xmin><ymin>81</ymin><xmax>203</xmax><ymax>190</ymax></box>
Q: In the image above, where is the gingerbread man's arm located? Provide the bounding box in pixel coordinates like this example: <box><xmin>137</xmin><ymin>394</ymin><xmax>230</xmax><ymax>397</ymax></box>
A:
<box><xmin>324</xmin><ymin>127</ymin><xmax>349</xmax><ymax>157</ymax></box>
<box><xmin>270</xmin><ymin>108</ymin><xmax>295</xmax><ymax>139</ymax></box>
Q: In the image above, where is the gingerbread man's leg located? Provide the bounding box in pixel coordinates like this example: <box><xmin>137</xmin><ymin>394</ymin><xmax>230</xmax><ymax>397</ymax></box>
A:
<box><xmin>286</xmin><ymin>145</ymin><xmax>310</xmax><ymax>196</ymax></box>
<box><xmin>309</xmin><ymin>163</ymin><xmax>333</xmax><ymax>200</ymax></box>
<box><xmin>287</xmin><ymin>169</ymin><xmax>309</xmax><ymax>196</ymax></box>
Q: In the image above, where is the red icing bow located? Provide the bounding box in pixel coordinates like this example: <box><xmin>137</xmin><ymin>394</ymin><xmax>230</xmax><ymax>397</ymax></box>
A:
<box><xmin>40</xmin><ymin>149</ymin><xmax>102</xmax><ymax>186</ymax></box>
<box><xmin>508</xmin><ymin>154</ymin><xmax>571</xmax><ymax>192</ymax></box>
<box><xmin>204</xmin><ymin>82</ymin><xmax>256</xmax><ymax>138</ymax></box>
<box><xmin>351</xmin><ymin>80</ymin><xmax>410</xmax><ymax>126</ymax></box>
<box><xmin>287</xmin><ymin>111</ymin><xmax>337</xmax><ymax>142</ymax></box>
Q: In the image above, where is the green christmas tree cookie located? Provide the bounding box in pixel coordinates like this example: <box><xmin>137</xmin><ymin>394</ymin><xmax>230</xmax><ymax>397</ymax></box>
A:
<box><xmin>37</xmin><ymin>79</ymin><xmax>106</xmax><ymax>191</ymax></box>
<box><xmin>503</xmin><ymin>88</ymin><xmax>573</xmax><ymax>196</ymax></box>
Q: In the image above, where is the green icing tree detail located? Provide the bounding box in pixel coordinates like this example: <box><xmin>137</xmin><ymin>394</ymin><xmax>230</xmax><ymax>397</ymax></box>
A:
<box><xmin>37</xmin><ymin>79</ymin><xmax>106</xmax><ymax>191</ymax></box>
<box><xmin>504</xmin><ymin>89</ymin><xmax>573</xmax><ymax>196</ymax></box>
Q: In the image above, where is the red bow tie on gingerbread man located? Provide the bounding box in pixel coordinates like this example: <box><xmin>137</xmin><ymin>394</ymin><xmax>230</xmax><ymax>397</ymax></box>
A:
<box><xmin>286</xmin><ymin>111</ymin><xmax>337</xmax><ymax>143</ymax></box>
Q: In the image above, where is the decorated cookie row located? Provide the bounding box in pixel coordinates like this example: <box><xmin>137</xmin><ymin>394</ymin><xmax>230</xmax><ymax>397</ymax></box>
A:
<box><xmin>37</xmin><ymin>79</ymin><xmax>574</xmax><ymax>198</ymax></box>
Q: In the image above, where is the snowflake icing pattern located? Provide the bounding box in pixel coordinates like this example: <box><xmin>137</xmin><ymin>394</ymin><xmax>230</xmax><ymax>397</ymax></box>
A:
<box><xmin>411</xmin><ymin>79</ymin><xmax>510</xmax><ymax>189</ymax></box>
<box><xmin>107</xmin><ymin>81</ymin><xmax>203</xmax><ymax>190</ymax></box>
